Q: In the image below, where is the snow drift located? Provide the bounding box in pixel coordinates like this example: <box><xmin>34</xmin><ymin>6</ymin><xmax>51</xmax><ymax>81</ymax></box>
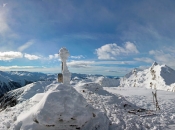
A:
<box><xmin>14</xmin><ymin>83</ymin><xmax>109</xmax><ymax>130</ymax></box>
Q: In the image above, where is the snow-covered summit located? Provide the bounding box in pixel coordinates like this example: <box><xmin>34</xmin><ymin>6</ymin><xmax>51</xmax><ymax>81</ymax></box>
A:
<box><xmin>120</xmin><ymin>62</ymin><xmax>175</xmax><ymax>91</ymax></box>
<box><xmin>1</xmin><ymin>81</ymin><xmax>109</xmax><ymax>130</ymax></box>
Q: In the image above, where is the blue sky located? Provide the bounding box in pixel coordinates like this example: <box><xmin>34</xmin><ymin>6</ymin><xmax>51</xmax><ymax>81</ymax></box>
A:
<box><xmin>0</xmin><ymin>0</ymin><xmax>175</xmax><ymax>76</ymax></box>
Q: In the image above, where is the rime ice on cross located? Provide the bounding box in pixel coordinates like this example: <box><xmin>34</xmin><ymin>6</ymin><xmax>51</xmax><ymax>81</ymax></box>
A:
<box><xmin>59</xmin><ymin>48</ymin><xmax>71</xmax><ymax>85</ymax></box>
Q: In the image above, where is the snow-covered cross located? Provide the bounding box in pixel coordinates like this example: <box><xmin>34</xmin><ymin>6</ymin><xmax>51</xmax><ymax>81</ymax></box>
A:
<box><xmin>59</xmin><ymin>47</ymin><xmax>71</xmax><ymax>85</ymax></box>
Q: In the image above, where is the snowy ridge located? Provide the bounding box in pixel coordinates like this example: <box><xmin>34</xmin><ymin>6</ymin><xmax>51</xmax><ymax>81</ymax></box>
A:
<box><xmin>120</xmin><ymin>62</ymin><xmax>175</xmax><ymax>91</ymax></box>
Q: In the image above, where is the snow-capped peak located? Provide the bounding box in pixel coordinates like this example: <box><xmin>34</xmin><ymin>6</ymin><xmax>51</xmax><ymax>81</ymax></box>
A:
<box><xmin>120</xmin><ymin>62</ymin><xmax>175</xmax><ymax>91</ymax></box>
<box><xmin>151</xmin><ymin>61</ymin><xmax>158</xmax><ymax>67</ymax></box>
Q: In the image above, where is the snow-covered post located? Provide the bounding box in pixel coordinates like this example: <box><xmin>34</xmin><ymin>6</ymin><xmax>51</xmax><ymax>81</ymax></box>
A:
<box><xmin>59</xmin><ymin>48</ymin><xmax>71</xmax><ymax>85</ymax></box>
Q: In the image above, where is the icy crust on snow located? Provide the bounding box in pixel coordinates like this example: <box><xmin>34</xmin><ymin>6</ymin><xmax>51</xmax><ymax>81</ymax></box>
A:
<box><xmin>120</xmin><ymin>62</ymin><xmax>175</xmax><ymax>91</ymax></box>
<box><xmin>14</xmin><ymin>83</ymin><xmax>109</xmax><ymax>130</ymax></box>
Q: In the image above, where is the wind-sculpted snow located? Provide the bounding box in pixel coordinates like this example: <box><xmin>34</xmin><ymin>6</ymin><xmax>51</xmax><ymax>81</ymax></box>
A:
<box><xmin>74</xmin><ymin>82</ymin><xmax>151</xmax><ymax>129</ymax></box>
<box><xmin>0</xmin><ymin>82</ymin><xmax>109</xmax><ymax>130</ymax></box>
<box><xmin>75</xmin><ymin>82</ymin><xmax>175</xmax><ymax>129</ymax></box>
<box><xmin>104</xmin><ymin>87</ymin><xmax>175</xmax><ymax>130</ymax></box>
<box><xmin>15</xmin><ymin>84</ymin><xmax>109</xmax><ymax>130</ymax></box>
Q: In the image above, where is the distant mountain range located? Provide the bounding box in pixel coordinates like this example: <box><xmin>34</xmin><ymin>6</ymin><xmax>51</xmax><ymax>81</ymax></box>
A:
<box><xmin>0</xmin><ymin>71</ymin><xmax>117</xmax><ymax>97</ymax></box>
<box><xmin>1</xmin><ymin>62</ymin><xmax>175</xmax><ymax>111</ymax></box>
<box><xmin>1</xmin><ymin>61</ymin><xmax>175</xmax><ymax>97</ymax></box>
<box><xmin>0</xmin><ymin>71</ymin><xmax>56</xmax><ymax>97</ymax></box>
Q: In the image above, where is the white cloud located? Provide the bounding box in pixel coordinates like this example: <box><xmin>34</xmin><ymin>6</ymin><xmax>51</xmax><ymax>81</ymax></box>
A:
<box><xmin>92</xmin><ymin>60</ymin><xmax>136</xmax><ymax>65</ymax></box>
<box><xmin>49</xmin><ymin>54</ymin><xmax>59</xmax><ymax>60</ymax></box>
<box><xmin>125</xmin><ymin>42</ymin><xmax>139</xmax><ymax>54</ymax></box>
<box><xmin>24</xmin><ymin>53</ymin><xmax>40</xmax><ymax>60</ymax></box>
<box><xmin>105</xmin><ymin>70</ymin><xmax>119</xmax><ymax>73</ymax></box>
<box><xmin>0</xmin><ymin>10</ymin><xmax>10</xmax><ymax>35</ymax></box>
<box><xmin>96</xmin><ymin>42</ymin><xmax>139</xmax><ymax>60</ymax></box>
<box><xmin>18</xmin><ymin>40</ymin><xmax>34</xmax><ymax>52</ymax></box>
<box><xmin>3</xmin><ymin>3</ymin><xmax>7</xmax><ymax>7</ymax></box>
<box><xmin>49</xmin><ymin>55</ymin><xmax>54</xmax><ymax>60</ymax></box>
<box><xmin>134</xmin><ymin>57</ymin><xmax>154</xmax><ymax>63</ymax></box>
<box><xmin>0</xmin><ymin>51</ymin><xmax>23</xmax><ymax>61</ymax></box>
<box><xmin>0</xmin><ymin>66</ymin><xmax>38</xmax><ymax>70</ymax></box>
<box><xmin>70</xmin><ymin>55</ymin><xmax>85</xmax><ymax>59</ymax></box>
<box><xmin>149</xmin><ymin>50</ymin><xmax>156</xmax><ymax>55</ymax></box>
<box><xmin>67</xmin><ymin>60</ymin><xmax>94</xmax><ymax>68</ymax></box>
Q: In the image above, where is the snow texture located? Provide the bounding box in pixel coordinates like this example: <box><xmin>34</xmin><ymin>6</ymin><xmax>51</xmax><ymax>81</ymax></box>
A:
<box><xmin>0</xmin><ymin>62</ymin><xmax>175</xmax><ymax>130</ymax></box>
<box><xmin>5</xmin><ymin>83</ymin><xmax>109</xmax><ymax>130</ymax></box>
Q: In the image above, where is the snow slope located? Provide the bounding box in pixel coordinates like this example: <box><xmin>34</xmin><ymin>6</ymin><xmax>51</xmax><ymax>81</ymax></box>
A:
<box><xmin>0</xmin><ymin>79</ymin><xmax>175</xmax><ymax>129</ymax></box>
<box><xmin>0</xmin><ymin>66</ymin><xmax>175</xmax><ymax>129</ymax></box>
<box><xmin>104</xmin><ymin>86</ymin><xmax>175</xmax><ymax>129</ymax></box>
<box><xmin>120</xmin><ymin>62</ymin><xmax>175</xmax><ymax>91</ymax></box>
<box><xmin>0</xmin><ymin>81</ymin><xmax>110</xmax><ymax>130</ymax></box>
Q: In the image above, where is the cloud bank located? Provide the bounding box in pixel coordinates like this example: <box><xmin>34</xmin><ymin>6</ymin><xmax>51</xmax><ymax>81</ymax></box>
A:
<box><xmin>0</xmin><ymin>51</ymin><xmax>41</xmax><ymax>61</ymax></box>
<box><xmin>49</xmin><ymin>54</ymin><xmax>59</xmax><ymax>60</ymax></box>
<box><xmin>67</xmin><ymin>60</ymin><xmax>94</xmax><ymax>68</ymax></box>
<box><xmin>70</xmin><ymin>55</ymin><xmax>85</xmax><ymax>59</ymax></box>
<box><xmin>24</xmin><ymin>53</ymin><xmax>40</xmax><ymax>60</ymax></box>
<box><xmin>0</xmin><ymin>51</ymin><xmax>23</xmax><ymax>61</ymax></box>
<box><xmin>134</xmin><ymin>57</ymin><xmax>154</xmax><ymax>63</ymax></box>
<box><xmin>149</xmin><ymin>49</ymin><xmax>175</xmax><ymax>67</ymax></box>
<box><xmin>96</xmin><ymin>42</ymin><xmax>139</xmax><ymax>60</ymax></box>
